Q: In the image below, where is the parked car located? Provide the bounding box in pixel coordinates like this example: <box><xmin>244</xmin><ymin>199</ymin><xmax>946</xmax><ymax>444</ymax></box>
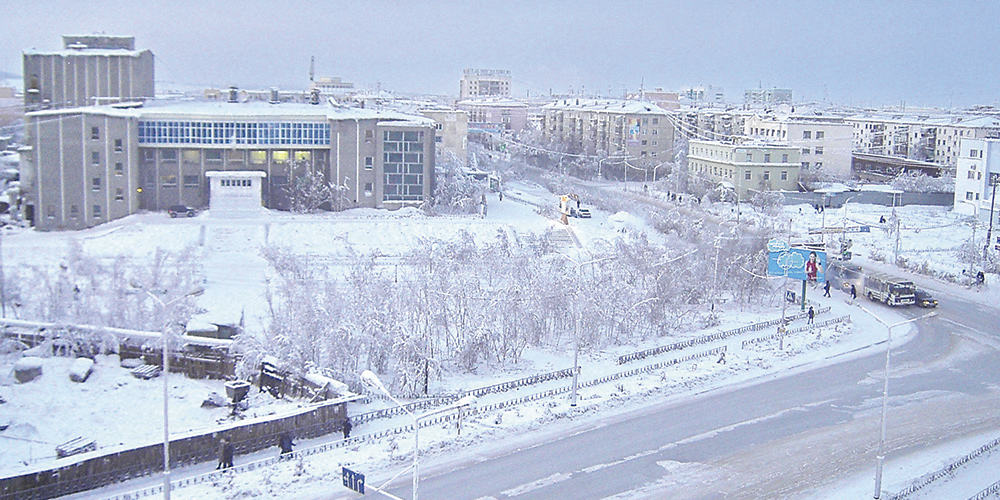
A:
<box><xmin>569</xmin><ymin>207</ymin><xmax>592</xmax><ymax>218</ymax></box>
<box><xmin>914</xmin><ymin>289</ymin><xmax>938</xmax><ymax>308</ymax></box>
<box><xmin>167</xmin><ymin>205</ymin><xmax>196</xmax><ymax>218</ymax></box>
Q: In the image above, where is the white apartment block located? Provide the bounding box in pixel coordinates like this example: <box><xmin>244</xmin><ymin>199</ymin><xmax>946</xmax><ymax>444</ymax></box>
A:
<box><xmin>846</xmin><ymin>114</ymin><xmax>1000</xmax><ymax>169</ymax></box>
<box><xmin>743</xmin><ymin>88</ymin><xmax>792</xmax><ymax>109</ymax></box>
<box><xmin>687</xmin><ymin>140</ymin><xmax>800</xmax><ymax>198</ymax></box>
<box><xmin>459</xmin><ymin>69</ymin><xmax>511</xmax><ymax>100</ymax></box>
<box><xmin>744</xmin><ymin>115</ymin><xmax>853</xmax><ymax>178</ymax></box>
<box><xmin>954</xmin><ymin>138</ymin><xmax>1000</xmax><ymax>226</ymax></box>
<box><xmin>540</xmin><ymin>99</ymin><xmax>676</xmax><ymax>162</ymax></box>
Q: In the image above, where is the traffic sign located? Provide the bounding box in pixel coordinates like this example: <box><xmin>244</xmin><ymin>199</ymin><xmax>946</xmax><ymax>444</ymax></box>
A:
<box><xmin>785</xmin><ymin>290</ymin><xmax>796</xmax><ymax>303</ymax></box>
<box><xmin>342</xmin><ymin>467</ymin><xmax>365</xmax><ymax>494</ymax></box>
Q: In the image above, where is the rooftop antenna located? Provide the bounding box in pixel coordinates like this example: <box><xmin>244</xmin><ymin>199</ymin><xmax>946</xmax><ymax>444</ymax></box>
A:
<box><xmin>639</xmin><ymin>76</ymin><xmax>644</xmax><ymax>100</ymax></box>
<box><xmin>309</xmin><ymin>56</ymin><xmax>315</xmax><ymax>82</ymax></box>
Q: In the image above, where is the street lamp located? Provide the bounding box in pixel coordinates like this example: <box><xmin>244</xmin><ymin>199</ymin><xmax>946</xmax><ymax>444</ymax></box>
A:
<box><xmin>130</xmin><ymin>283</ymin><xmax>203</xmax><ymax>500</ymax></box>
<box><xmin>651</xmin><ymin>161</ymin><xmax>670</xmax><ymax>183</ymax></box>
<box><xmin>361</xmin><ymin>370</ymin><xmax>476</xmax><ymax>500</ymax></box>
<box><xmin>859</xmin><ymin>307</ymin><xmax>936</xmax><ymax>499</ymax></box>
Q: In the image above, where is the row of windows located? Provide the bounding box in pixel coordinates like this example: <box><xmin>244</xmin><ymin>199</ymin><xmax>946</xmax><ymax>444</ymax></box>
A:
<box><xmin>143</xmin><ymin>148</ymin><xmax>322</xmax><ymax>165</ymax></box>
<box><xmin>46</xmin><ymin>201</ymin><xmax>120</xmax><ymax>220</ymax></box>
<box><xmin>690</xmin><ymin>160</ymin><xmax>790</xmax><ymax>181</ymax></box>
<box><xmin>383</xmin><ymin>132</ymin><xmax>425</xmax><ymax>201</ymax></box>
<box><xmin>138</xmin><ymin>121</ymin><xmax>331</xmax><ymax>145</ymax></box>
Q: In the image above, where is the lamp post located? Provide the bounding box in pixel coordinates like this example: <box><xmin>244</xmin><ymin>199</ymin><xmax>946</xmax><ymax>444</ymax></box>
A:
<box><xmin>651</xmin><ymin>161</ymin><xmax>669</xmax><ymax>183</ymax></box>
<box><xmin>859</xmin><ymin>307</ymin><xmax>936</xmax><ymax>499</ymax></box>
<box><xmin>130</xmin><ymin>284</ymin><xmax>203</xmax><ymax>500</ymax></box>
<box><xmin>360</xmin><ymin>371</ymin><xmax>475</xmax><ymax>500</ymax></box>
<box><xmin>985</xmin><ymin>174</ymin><xmax>998</xmax><ymax>259</ymax></box>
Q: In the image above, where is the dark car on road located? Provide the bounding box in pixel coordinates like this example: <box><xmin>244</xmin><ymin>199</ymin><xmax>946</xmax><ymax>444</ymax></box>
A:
<box><xmin>914</xmin><ymin>289</ymin><xmax>938</xmax><ymax>308</ymax></box>
<box><xmin>167</xmin><ymin>205</ymin><xmax>196</xmax><ymax>218</ymax></box>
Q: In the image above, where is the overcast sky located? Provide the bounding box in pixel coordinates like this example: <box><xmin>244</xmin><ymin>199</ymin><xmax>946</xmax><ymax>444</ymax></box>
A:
<box><xmin>3</xmin><ymin>0</ymin><xmax>998</xmax><ymax>108</ymax></box>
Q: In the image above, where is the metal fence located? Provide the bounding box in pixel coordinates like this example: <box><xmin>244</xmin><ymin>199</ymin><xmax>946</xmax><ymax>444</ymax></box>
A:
<box><xmin>618</xmin><ymin>306</ymin><xmax>831</xmax><ymax>364</ymax></box>
<box><xmin>969</xmin><ymin>479</ymin><xmax>1000</xmax><ymax>500</ymax></box>
<box><xmin>741</xmin><ymin>315</ymin><xmax>851</xmax><ymax>349</ymax></box>
<box><xmin>887</xmin><ymin>435</ymin><xmax>1000</xmax><ymax>500</ymax></box>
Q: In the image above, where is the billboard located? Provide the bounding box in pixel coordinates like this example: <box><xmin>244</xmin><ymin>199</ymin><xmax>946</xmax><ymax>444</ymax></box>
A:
<box><xmin>767</xmin><ymin>242</ymin><xmax>826</xmax><ymax>283</ymax></box>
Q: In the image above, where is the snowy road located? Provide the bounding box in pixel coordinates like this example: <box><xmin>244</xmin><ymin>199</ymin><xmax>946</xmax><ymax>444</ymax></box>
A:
<box><xmin>323</xmin><ymin>295</ymin><xmax>1000</xmax><ymax>499</ymax></box>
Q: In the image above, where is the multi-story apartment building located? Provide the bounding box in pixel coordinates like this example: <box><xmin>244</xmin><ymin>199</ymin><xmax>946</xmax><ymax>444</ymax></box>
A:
<box><xmin>954</xmin><ymin>138</ymin><xmax>1000</xmax><ymax>227</ymax></box>
<box><xmin>846</xmin><ymin>114</ymin><xmax>1000</xmax><ymax>169</ymax></box>
<box><xmin>540</xmin><ymin>99</ymin><xmax>676</xmax><ymax>161</ymax></box>
<box><xmin>744</xmin><ymin>115</ymin><xmax>853</xmax><ymax>178</ymax></box>
<box><xmin>459</xmin><ymin>69</ymin><xmax>511</xmax><ymax>100</ymax></box>
<box><xmin>20</xmin><ymin>99</ymin><xmax>436</xmax><ymax>230</ymax></box>
<box><xmin>743</xmin><ymin>88</ymin><xmax>792</xmax><ymax>109</ymax></box>
<box><xmin>418</xmin><ymin>107</ymin><xmax>469</xmax><ymax>164</ymax></box>
<box><xmin>687</xmin><ymin>140</ymin><xmax>800</xmax><ymax>197</ymax></box>
<box><xmin>456</xmin><ymin>97</ymin><xmax>528</xmax><ymax>133</ymax></box>
<box><xmin>23</xmin><ymin>35</ymin><xmax>154</xmax><ymax>110</ymax></box>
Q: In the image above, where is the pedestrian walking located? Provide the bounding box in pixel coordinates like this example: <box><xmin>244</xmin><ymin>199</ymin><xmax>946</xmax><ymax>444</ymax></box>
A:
<box><xmin>278</xmin><ymin>431</ymin><xmax>294</xmax><ymax>458</ymax></box>
<box><xmin>342</xmin><ymin>416</ymin><xmax>353</xmax><ymax>439</ymax></box>
<box><xmin>823</xmin><ymin>280</ymin><xmax>831</xmax><ymax>297</ymax></box>
<box><xmin>217</xmin><ymin>438</ymin><xmax>234</xmax><ymax>469</ymax></box>
<box><xmin>807</xmin><ymin>306</ymin><xmax>815</xmax><ymax>325</ymax></box>
<box><xmin>850</xmin><ymin>283</ymin><xmax>857</xmax><ymax>301</ymax></box>
<box><xmin>498</xmin><ymin>191</ymin><xmax>503</xmax><ymax>202</ymax></box>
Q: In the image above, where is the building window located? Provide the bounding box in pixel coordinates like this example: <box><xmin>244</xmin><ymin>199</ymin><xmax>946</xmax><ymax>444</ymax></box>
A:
<box><xmin>970</xmin><ymin>149</ymin><xmax>979</xmax><ymax>158</ymax></box>
<box><xmin>142</xmin><ymin>149</ymin><xmax>156</xmax><ymax>162</ymax></box>
<box><xmin>70</xmin><ymin>205</ymin><xmax>79</xmax><ymax>219</ymax></box>
<box><xmin>814</xmin><ymin>147</ymin><xmax>823</xmax><ymax>155</ymax></box>
<box><xmin>91</xmin><ymin>177</ymin><xmax>101</xmax><ymax>191</ymax></box>
<box><xmin>652</xmin><ymin>118</ymin><xmax>658</xmax><ymax>125</ymax></box>
<box><xmin>294</xmin><ymin>151</ymin><xmax>311</xmax><ymax>162</ymax></box>
<box><xmin>764</xmin><ymin>153</ymin><xmax>771</xmax><ymax>163</ymax></box>
<box><xmin>815</xmin><ymin>162</ymin><xmax>823</xmax><ymax>168</ymax></box>
<box><xmin>365</xmin><ymin>156</ymin><xmax>374</xmax><ymax>170</ymax></box>
<box><xmin>745</xmin><ymin>171</ymin><xmax>751</xmax><ymax>180</ymax></box>
<box><xmin>641</xmin><ymin>140</ymin><xmax>647</xmax><ymax>146</ymax></box>
<box><xmin>91</xmin><ymin>126</ymin><xmax>100</xmax><ymax>140</ymax></box>
<box><xmin>250</xmin><ymin>150</ymin><xmax>267</xmax><ymax>164</ymax></box>
<box><xmin>816</xmin><ymin>131</ymin><xmax>825</xmax><ymax>139</ymax></box>
<box><xmin>745</xmin><ymin>153</ymin><xmax>753</xmax><ymax>161</ymax></box>
<box><xmin>114</xmin><ymin>139</ymin><xmax>123</xmax><ymax>152</ymax></box>
<box><xmin>183</xmin><ymin>175</ymin><xmax>200</xmax><ymax>188</ymax></box>
<box><xmin>272</xmin><ymin>150</ymin><xmax>289</xmax><ymax>164</ymax></box>
<box><xmin>801</xmin><ymin>161</ymin><xmax>809</xmax><ymax>168</ymax></box>
<box><xmin>782</xmin><ymin>154</ymin><xmax>789</xmax><ymax>162</ymax></box>
<box><xmin>365</xmin><ymin>129</ymin><xmax>374</xmax><ymax>142</ymax></box>
<box><xmin>802</xmin><ymin>131</ymin><xmax>812</xmax><ymax>139</ymax></box>
<box><xmin>47</xmin><ymin>205</ymin><xmax>56</xmax><ymax>218</ymax></box>
<box><xmin>160</xmin><ymin>149</ymin><xmax>177</xmax><ymax>161</ymax></box>
<box><xmin>968</xmin><ymin>171</ymin><xmax>976</xmax><ymax>179</ymax></box>
<box><xmin>205</xmin><ymin>150</ymin><xmax>223</xmax><ymax>163</ymax></box>
<box><xmin>182</xmin><ymin>150</ymin><xmax>200</xmax><ymax>163</ymax></box>
<box><xmin>115</xmin><ymin>188</ymin><xmax>124</xmax><ymax>201</ymax></box>
<box><xmin>93</xmin><ymin>205</ymin><xmax>102</xmax><ymax>219</ymax></box>
<box><xmin>161</xmin><ymin>175</ymin><xmax>178</xmax><ymax>187</ymax></box>
<box><xmin>967</xmin><ymin>191</ymin><xmax>975</xmax><ymax>200</ymax></box>
<box><xmin>781</xmin><ymin>170</ymin><xmax>788</xmax><ymax>180</ymax></box>
<box><xmin>364</xmin><ymin>182</ymin><xmax>373</xmax><ymax>195</ymax></box>
<box><xmin>114</xmin><ymin>162</ymin><xmax>124</xmax><ymax>176</ymax></box>
<box><xmin>763</xmin><ymin>171</ymin><xmax>770</xmax><ymax>180</ymax></box>
<box><xmin>91</xmin><ymin>151</ymin><xmax>100</xmax><ymax>166</ymax></box>
<box><xmin>801</xmin><ymin>148</ymin><xmax>810</xmax><ymax>155</ymax></box>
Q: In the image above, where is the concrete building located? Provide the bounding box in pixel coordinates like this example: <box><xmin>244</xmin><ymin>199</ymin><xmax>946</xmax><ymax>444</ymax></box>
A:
<box><xmin>954</xmin><ymin>138</ymin><xmax>1000</xmax><ymax>228</ymax></box>
<box><xmin>687</xmin><ymin>139</ymin><xmax>800</xmax><ymax>198</ymax></box>
<box><xmin>851</xmin><ymin>153</ymin><xmax>945</xmax><ymax>182</ymax></box>
<box><xmin>845</xmin><ymin>113</ymin><xmax>1000</xmax><ymax>169</ymax></box>
<box><xmin>418</xmin><ymin>107</ymin><xmax>468</xmax><ymax>164</ymax></box>
<box><xmin>626</xmin><ymin>88</ymin><xmax>680</xmax><ymax>110</ymax></box>
<box><xmin>23</xmin><ymin>35</ymin><xmax>154</xmax><ymax>110</ymax></box>
<box><xmin>744</xmin><ymin>88</ymin><xmax>792</xmax><ymax>109</ymax></box>
<box><xmin>744</xmin><ymin>115</ymin><xmax>854</xmax><ymax>178</ymax></box>
<box><xmin>681</xmin><ymin>85</ymin><xmax>725</xmax><ymax>105</ymax></box>
<box><xmin>459</xmin><ymin>69</ymin><xmax>511</xmax><ymax>100</ymax></box>
<box><xmin>310</xmin><ymin>76</ymin><xmax>354</xmax><ymax>95</ymax></box>
<box><xmin>540</xmin><ymin>98</ymin><xmax>676</xmax><ymax>162</ymax></box>
<box><xmin>456</xmin><ymin>97</ymin><xmax>528</xmax><ymax>133</ymax></box>
<box><xmin>21</xmin><ymin>99</ymin><xmax>436</xmax><ymax>230</ymax></box>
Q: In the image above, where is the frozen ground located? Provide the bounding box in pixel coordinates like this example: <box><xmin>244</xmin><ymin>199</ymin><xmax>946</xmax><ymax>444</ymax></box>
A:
<box><xmin>3</xmin><ymin>180</ymin><xmax>999</xmax><ymax>498</ymax></box>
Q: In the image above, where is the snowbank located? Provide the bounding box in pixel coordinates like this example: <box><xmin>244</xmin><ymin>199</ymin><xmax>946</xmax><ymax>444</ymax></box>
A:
<box><xmin>69</xmin><ymin>358</ymin><xmax>94</xmax><ymax>383</ymax></box>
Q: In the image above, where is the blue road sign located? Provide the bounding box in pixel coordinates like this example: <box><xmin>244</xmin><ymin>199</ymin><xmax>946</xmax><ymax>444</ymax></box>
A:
<box><xmin>342</xmin><ymin>467</ymin><xmax>365</xmax><ymax>494</ymax></box>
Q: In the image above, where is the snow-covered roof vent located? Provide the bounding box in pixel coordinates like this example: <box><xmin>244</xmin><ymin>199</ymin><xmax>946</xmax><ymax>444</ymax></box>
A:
<box><xmin>67</xmin><ymin>43</ymin><xmax>88</xmax><ymax>50</ymax></box>
<box><xmin>228</xmin><ymin>86</ymin><xmax>238</xmax><ymax>103</ymax></box>
<box><xmin>310</xmin><ymin>88</ymin><xmax>320</xmax><ymax>105</ymax></box>
<box><xmin>269</xmin><ymin>87</ymin><xmax>279</xmax><ymax>104</ymax></box>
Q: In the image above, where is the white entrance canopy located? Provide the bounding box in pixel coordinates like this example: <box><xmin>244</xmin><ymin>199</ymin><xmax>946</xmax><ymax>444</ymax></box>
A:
<box><xmin>205</xmin><ymin>170</ymin><xmax>267</xmax><ymax>217</ymax></box>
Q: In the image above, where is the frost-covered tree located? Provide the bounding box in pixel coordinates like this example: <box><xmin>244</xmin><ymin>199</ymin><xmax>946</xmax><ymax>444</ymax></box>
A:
<box><xmin>285</xmin><ymin>163</ymin><xmax>335</xmax><ymax>213</ymax></box>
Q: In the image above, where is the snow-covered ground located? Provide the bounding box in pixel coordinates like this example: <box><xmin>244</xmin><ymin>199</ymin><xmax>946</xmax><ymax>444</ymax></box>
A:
<box><xmin>3</xmin><ymin>179</ymin><xmax>999</xmax><ymax>499</ymax></box>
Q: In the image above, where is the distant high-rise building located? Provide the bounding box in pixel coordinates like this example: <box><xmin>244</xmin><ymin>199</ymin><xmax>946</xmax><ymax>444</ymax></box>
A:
<box><xmin>23</xmin><ymin>35</ymin><xmax>154</xmax><ymax>110</ymax></box>
<box><xmin>459</xmin><ymin>69</ymin><xmax>511</xmax><ymax>99</ymax></box>
<box><xmin>744</xmin><ymin>87</ymin><xmax>792</xmax><ymax>109</ymax></box>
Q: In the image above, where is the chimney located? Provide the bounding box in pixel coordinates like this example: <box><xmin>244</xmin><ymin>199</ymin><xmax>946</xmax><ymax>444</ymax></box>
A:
<box><xmin>310</xmin><ymin>88</ymin><xmax>320</xmax><ymax>105</ymax></box>
<box><xmin>228</xmin><ymin>86</ymin><xmax>239</xmax><ymax>103</ymax></box>
<box><xmin>269</xmin><ymin>87</ymin><xmax>280</xmax><ymax>104</ymax></box>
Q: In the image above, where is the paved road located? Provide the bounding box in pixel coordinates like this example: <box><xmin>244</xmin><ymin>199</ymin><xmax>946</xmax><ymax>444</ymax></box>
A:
<box><xmin>333</xmin><ymin>294</ymin><xmax>1000</xmax><ymax>499</ymax></box>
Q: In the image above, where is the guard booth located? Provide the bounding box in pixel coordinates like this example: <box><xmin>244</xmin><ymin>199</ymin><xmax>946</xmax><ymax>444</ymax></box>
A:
<box><xmin>205</xmin><ymin>170</ymin><xmax>267</xmax><ymax>217</ymax></box>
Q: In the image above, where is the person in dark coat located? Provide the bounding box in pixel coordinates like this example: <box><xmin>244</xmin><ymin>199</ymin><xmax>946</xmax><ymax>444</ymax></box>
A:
<box><xmin>807</xmin><ymin>306</ymin><xmax>815</xmax><ymax>325</ymax></box>
<box><xmin>342</xmin><ymin>417</ymin><xmax>353</xmax><ymax>439</ymax></box>
<box><xmin>278</xmin><ymin>431</ymin><xmax>294</xmax><ymax>457</ymax></box>
<box><xmin>850</xmin><ymin>284</ymin><xmax>857</xmax><ymax>301</ymax></box>
<box><xmin>823</xmin><ymin>280</ymin><xmax>831</xmax><ymax>297</ymax></box>
<box><xmin>218</xmin><ymin>438</ymin><xmax>234</xmax><ymax>469</ymax></box>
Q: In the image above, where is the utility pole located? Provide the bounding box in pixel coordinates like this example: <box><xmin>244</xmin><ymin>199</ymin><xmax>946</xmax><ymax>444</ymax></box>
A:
<box><xmin>986</xmin><ymin>175</ymin><xmax>998</xmax><ymax>260</ymax></box>
<box><xmin>893</xmin><ymin>217</ymin><xmax>901</xmax><ymax>264</ymax></box>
